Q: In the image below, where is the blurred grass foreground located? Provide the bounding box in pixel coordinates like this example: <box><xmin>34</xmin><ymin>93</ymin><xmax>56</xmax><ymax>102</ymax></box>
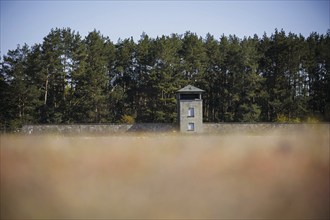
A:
<box><xmin>1</xmin><ymin>125</ymin><xmax>329</xmax><ymax>219</ymax></box>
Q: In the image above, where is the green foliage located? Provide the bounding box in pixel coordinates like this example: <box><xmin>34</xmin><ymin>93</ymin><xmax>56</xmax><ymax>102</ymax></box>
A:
<box><xmin>0</xmin><ymin>28</ymin><xmax>329</xmax><ymax>131</ymax></box>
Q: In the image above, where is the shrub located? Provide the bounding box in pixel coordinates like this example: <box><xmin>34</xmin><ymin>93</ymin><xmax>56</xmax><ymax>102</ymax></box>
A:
<box><xmin>119</xmin><ymin>115</ymin><xmax>135</xmax><ymax>124</ymax></box>
<box><xmin>276</xmin><ymin>114</ymin><xmax>301</xmax><ymax>123</ymax></box>
<box><xmin>306</xmin><ymin>117</ymin><xmax>320</xmax><ymax>123</ymax></box>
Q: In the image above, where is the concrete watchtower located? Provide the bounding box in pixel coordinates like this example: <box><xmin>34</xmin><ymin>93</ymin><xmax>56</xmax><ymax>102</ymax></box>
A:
<box><xmin>177</xmin><ymin>85</ymin><xmax>204</xmax><ymax>133</ymax></box>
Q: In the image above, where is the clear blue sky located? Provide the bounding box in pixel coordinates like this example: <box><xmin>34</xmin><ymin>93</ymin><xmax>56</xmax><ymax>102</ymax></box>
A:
<box><xmin>1</xmin><ymin>0</ymin><xmax>329</xmax><ymax>56</ymax></box>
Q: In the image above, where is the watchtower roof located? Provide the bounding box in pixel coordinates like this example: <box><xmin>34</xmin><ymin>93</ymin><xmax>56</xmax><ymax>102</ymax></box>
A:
<box><xmin>177</xmin><ymin>85</ymin><xmax>204</xmax><ymax>93</ymax></box>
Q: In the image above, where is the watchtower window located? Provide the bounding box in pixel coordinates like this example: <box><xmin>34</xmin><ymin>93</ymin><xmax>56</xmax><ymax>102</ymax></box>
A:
<box><xmin>180</xmin><ymin>94</ymin><xmax>200</xmax><ymax>100</ymax></box>
<box><xmin>188</xmin><ymin>123</ymin><xmax>195</xmax><ymax>131</ymax></box>
<box><xmin>188</xmin><ymin>108</ymin><xmax>194</xmax><ymax>117</ymax></box>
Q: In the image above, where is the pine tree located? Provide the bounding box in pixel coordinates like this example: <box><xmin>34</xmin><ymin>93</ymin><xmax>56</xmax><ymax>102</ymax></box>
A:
<box><xmin>236</xmin><ymin>35</ymin><xmax>263</xmax><ymax>122</ymax></box>
<box><xmin>111</xmin><ymin>37</ymin><xmax>136</xmax><ymax>121</ymax></box>
<box><xmin>203</xmin><ymin>33</ymin><xmax>221</xmax><ymax>122</ymax></box>
<box><xmin>145</xmin><ymin>34</ymin><xmax>183</xmax><ymax>122</ymax></box>
<box><xmin>305</xmin><ymin>31</ymin><xmax>330</xmax><ymax>120</ymax></box>
<box><xmin>81</xmin><ymin>30</ymin><xmax>114</xmax><ymax>123</ymax></box>
<box><xmin>179</xmin><ymin>31</ymin><xmax>206</xmax><ymax>83</ymax></box>
<box><xmin>0</xmin><ymin>44</ymin><xmax>38</xmax><ymax>129</ymax></box>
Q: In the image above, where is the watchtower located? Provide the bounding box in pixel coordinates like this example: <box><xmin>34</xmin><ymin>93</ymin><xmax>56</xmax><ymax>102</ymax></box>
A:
<box><xmin>177</xmin><ymin>85</ymin><xmax>204</xmax><ymax>133</ymax></box>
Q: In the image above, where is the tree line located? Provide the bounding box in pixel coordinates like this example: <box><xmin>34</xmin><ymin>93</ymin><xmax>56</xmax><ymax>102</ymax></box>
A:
<box><xmin>1</xmin><ymin>28</ymin><xmax>329</xmax><ymax>130</ymax></box>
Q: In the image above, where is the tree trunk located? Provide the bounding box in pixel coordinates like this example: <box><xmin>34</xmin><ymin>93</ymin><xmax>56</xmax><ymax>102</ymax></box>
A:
<box><xmin>44</xmin><ymin>74</ymin><xmax>49</xmax><ymax>105</ymax></box>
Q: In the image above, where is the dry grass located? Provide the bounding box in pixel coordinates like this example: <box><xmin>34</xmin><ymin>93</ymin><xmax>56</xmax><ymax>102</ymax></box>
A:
<box><xmin>1</xmin><ymin>126</ymin><xmax>329</xmax><ymax>219</ymax></box>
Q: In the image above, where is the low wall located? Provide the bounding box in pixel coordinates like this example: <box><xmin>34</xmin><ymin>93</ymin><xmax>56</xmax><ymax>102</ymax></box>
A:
<box><xmin>21</xmin><ymin>123</ymin><xmax>177</xmax><ymax>135</ymax></box>
<box><xmin>203</xmin><ymin>123</ymin><xmax>329</xmax><ymax>134</ymax></box>
<box><xmin>21</xmin><ymin>123</ymin><xmax>328</xmax><ymax>135</ymax></box>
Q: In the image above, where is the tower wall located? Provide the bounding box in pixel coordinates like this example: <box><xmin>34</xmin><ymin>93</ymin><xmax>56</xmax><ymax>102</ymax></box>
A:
<box><xmin>179</xmin><ymin>99</ymin><xmax>203</xmax><ymax>133</ymax></box>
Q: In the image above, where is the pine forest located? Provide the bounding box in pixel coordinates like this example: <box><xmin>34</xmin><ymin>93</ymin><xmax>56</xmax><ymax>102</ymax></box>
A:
<box><xmin>1</xmin><ymin>28</ymin><xmax>329</xmax><ymax>131</ymax></box>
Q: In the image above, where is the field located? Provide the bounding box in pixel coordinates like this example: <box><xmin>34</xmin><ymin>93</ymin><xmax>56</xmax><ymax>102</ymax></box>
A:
<box><xmin>1</xmin><ymin>126</ymin><xmax>329</xmax><ymax>219</ymax></box>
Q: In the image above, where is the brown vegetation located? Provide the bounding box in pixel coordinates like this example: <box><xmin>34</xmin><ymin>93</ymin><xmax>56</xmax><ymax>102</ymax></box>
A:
<box><xmin>1</xmin><ymin>127</ymin><xmax>329</xmax><ymax>219</ymax></box>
